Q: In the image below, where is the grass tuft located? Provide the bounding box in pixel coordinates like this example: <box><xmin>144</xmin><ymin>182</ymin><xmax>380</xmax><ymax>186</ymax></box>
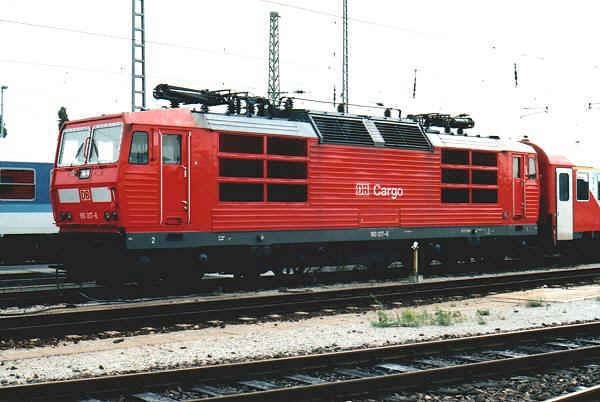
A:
<box><xmin>475</xmin><ymin>309</ymin><xmax>490</xmax><ymax>325</ymax></box>
<box><xmin>372</xmin><ymin>308</ymin><xmax>462</xmax><ymax>328</ymax></box>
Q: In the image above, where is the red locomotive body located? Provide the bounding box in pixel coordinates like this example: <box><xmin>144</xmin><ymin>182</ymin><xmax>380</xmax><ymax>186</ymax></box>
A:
<box><xmin>51</xmin><ymin>104</ymin><xmax>554</xmax><ymax>280</ymax></box>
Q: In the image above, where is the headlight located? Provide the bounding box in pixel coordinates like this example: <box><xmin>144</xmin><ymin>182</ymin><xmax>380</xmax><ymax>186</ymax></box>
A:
<box><xmin>79</xmin><ymin>168</ymin><xmax>91</xmax><ymax>179</ymax></box>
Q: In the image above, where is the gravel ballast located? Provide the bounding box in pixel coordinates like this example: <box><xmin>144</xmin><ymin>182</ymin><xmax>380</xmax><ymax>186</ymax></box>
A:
<box><xmin>0</xmin><ymin>284</ymin><xmax>599</xmax><ymax>385</ymax></box>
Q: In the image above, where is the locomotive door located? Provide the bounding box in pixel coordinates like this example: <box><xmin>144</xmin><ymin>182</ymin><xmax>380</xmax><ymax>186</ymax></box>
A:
<box><xmin>555</xmin><ymin>168</ymin><xmax>573</xmax><ymax>240</ymax></box>
<box><xmin>512</xmin><ymin>155</ymin><xmax>525</xmax><ymax>218</ymax></box>
<box><xmin>160</xmin><ymin>132</ymin><xmax>190</xmax><ymax>225</ymax></box>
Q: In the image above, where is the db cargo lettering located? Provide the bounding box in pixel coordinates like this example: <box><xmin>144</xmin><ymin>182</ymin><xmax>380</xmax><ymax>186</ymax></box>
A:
<box><xmin>356</xmin><ymin>183</ymin><xmax>404</xmax><ymax>200</ymax></box>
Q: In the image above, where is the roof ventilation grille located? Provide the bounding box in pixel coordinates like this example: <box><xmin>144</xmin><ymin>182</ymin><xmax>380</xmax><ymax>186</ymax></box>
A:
<box><xmin>374</xmin><ymin>121</ymin><xmax>432</xmax><ymax>151</ymax></box>
<box><xmin>311</xmin><ymin>115</ymin><xmax>374</xmax><ymax>147</ymax></box>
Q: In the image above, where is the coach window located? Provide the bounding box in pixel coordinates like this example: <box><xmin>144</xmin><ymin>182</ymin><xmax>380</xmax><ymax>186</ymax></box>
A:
<box><xmin>527</xmin><ymin>157</ymin><xmax>537</xmax><ymax>180</ymax></box>
<box><xmin>559</xmin><ymin>173</ymin><xmax>570</xmax><ymax>201</ymax></box>
<box><xmin>162</xmin><ymin>135</ymin><xmax>181</xmax><ymax>164</ymax></box>
<box><xmin>577</xmin><ymin>172</ymin><xmax>590</xmax><ymax>201</ymax></box>
<box><xmin>597</xmin><ymin>176</ymin><xmax>600</xmax><ymax>200</ymax></box>
<box><xmin>129</xmin><ymin>132</ymin><xmax>148</xmax><ymax>164</ymax></box>
<box><xmin>0</xmin><ymin>168</ymin><xmax>35</xmax><ymax>200</ymax></box>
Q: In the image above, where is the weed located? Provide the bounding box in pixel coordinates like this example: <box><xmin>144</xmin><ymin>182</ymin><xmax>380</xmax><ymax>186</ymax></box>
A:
<box><xmin>373</xmin><ymin>310</ymin><xmax>395</xmax><ymax>328</ymax></box>
<box><xmin>370</xmin><ymin>295</ymin><xmax>385</xmax><ymax>310</ymax></box>
<box><xmin>372</xmin><ymin>308</ymin><xmax>462</xmax><ymax>328</ymax></box>
<box><xmin>525</xmin><ymin>299</ymin><xmax>544</xmax><ymax>308</ymax></box>
<box><xmin>475</xmin><ymin>309</ymin><xmax>490</xmax><ymax>325</ymax></box>
<box><xmin>433</xmin><ymin>309</ymin><xmax>463</xmax><ymax>326</ymax></box>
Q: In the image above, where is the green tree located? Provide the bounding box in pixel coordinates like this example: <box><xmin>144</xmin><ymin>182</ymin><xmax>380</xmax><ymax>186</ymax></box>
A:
<box><xmin>58</xmin><ymin>106</ymin><xmax>69</xmax><ymax>129</ymax></box>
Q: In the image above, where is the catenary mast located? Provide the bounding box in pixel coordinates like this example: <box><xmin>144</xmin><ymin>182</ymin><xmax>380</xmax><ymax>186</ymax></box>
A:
<box><xmin>268</xmin><ymin>11</ymin><xmax>281</xmax><ymax>106</ymax></box>
<box><xmin>131</xmin><ymin>0</ymin><xmax>146</xmax><ymax>111</ymax></box>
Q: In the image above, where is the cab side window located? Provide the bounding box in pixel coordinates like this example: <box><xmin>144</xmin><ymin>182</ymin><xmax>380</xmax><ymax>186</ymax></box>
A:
<box><xmin>129</xmin><ymin>131</ymin><xmax>148</xmax><ymax>164</ymax></box>
<box><xmin>162</xmin><ymin>134</ymin><xmax>181</xmax><ymax>164</ymax></box>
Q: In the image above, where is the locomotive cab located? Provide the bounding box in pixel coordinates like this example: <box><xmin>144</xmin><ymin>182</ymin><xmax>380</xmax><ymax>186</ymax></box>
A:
<box><xmin>52</xmin><ymin>120</ymin><xmax>124</xmax><ymax>231</ymax></box>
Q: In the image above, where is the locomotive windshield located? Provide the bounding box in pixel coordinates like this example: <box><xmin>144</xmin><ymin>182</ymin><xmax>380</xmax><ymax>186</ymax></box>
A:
<box><xmin>57</xmin><ymin>124</ymin><xmax>123</xmax><ymax>167</ymax></box>
<box><xmin>57</xmin><ymin>128</ymin><xmax>89</xmax><ymax>167</ymax></box>
<box><xmin>88</xmin><ymin>125</ymin><xmax>122</xmax><ymax>164</ymax></box>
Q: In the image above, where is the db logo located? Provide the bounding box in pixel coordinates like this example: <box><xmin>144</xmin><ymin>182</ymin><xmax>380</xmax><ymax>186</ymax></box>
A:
<box><xmin>356</xmin><ymin>183</ymin><xmax>370</xmax><ymax>196</ymax></box>
<box><xmin>79</xmin><ymin>188</ymin><xmax>91</xmax><ymax>201</ymax></box>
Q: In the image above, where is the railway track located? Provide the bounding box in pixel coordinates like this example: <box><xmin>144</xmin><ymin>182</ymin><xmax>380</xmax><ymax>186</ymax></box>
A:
<box><xmin>0</xmin><ymin>264</ymin><xmax>599</xmax><ymax>342</ymax></box>
<box><xmin>0</xmin><ymin>259</ymin><xmax>580</xmax><ymax>307</ymax></box>
<box><xmin>546</xmin><ymin>384</ymin><xmax>600</xmax><ymax>402</ymax></box>
<box><xmin>1</xmin><ymin>321</ymin><xmax>599</xmax><ymax>401</ymax></box>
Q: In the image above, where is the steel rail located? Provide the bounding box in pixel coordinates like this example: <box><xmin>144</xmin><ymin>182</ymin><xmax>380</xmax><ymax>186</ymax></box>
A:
<box><xmin>0</xmin><ymin>282</ymin><xmax>95</xmax><ymax>307</ymax></box>
<box><xmin>0</xmin><ymin>265</ymin><xmax>599</xmax><ymax>340</ymax></box>
<box><xmin>1</xmin><ymin>321</ymin><xmax>599</xmax><ymax>401</ymax></box>
<box><xmin>544</xmin><ymin>385</ymin><xmax>600</xmax><ymax>402</ymax></box>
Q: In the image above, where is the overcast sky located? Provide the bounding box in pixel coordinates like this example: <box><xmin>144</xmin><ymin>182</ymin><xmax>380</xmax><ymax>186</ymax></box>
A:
<box><xmin>1</xmin><ymin>0</ymin><xmax>600</xmax><ymax>164</ymax></box>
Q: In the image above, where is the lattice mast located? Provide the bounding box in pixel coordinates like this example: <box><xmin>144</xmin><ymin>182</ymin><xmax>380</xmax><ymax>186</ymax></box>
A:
<box><xmin>268</xmin><ymin>11</ymin><xmax>281</xmax><ymax>106</ymax></box>
<box><xmin>131</xmin><ymin>0</ymin><xmax>146</xmax><ymax>111</ymax></box>
<box><xmin>341</xmin><ymin>0</ymin><xmax>349</xmax><ymax>114</ymax></box>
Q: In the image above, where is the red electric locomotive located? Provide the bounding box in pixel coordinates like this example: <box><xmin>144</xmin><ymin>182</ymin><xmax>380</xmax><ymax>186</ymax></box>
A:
<box><xmin>50</xmin><ymin>85</ymin><xmax>598</xmax><ymax>281</ymax></box>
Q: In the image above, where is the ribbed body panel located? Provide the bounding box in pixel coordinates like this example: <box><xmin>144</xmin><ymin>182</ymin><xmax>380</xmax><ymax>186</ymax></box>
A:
<box><xmin>120</xmin><ymin>169</ymin><xmax>160</xmax><ymax>228</ymax></box>
<box><xmin>525</xmin><ymin>182</ymin><xmax>540</xmax><ymax>221</ymax></box>
<box><xmin>211</xmin><ymin>141</ymin><xmax>539</xmax><ymax>232</ymax></box>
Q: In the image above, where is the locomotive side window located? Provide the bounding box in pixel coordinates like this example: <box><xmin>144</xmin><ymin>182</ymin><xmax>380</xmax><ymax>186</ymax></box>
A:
<box><xmin>0</xmin><ymin>168</ymin><xmax>35</xmax><ymax>200</ymax></box>
<box><xmin>472</xmin><ymin>152</ymin><xmax>497</xmax><ymax>166</ymax></box>
<box><xmin>472</xmin><ymin>170</ymin><xmax>497</xmax><ymax>185</ymax></box>
<box><xmin>267</xmin><ymin>137</ymin><xmax>307</xmax><ymax>156</ymax></box>
<box><xmin>577</xmin><ymin>172</ymin><xmax>590</xmax><ymax>201</ymax></box>
<box><xmin>162</xmin><ymin>134</ymin><xmax>181</xmax><ymax>164</ymax></box>
<box><xmin>442</xmin><ymin>188</ymin><xmax>468</xmax><ymax>203</ymax></box>
<box><xmin>220</xmin><ymin>159</ymin><xmax>263</xmax><ymax>178</ymax></box>
<box><xmin>219</xmin><ymin>183</ymin><xmax>263</xmax><ymax>202</ymax></box>
<box><xmin>527</xmin><ymin>157</ymin><xmax>537</xmax><ymax>179</ymax></box>
<box><xmin>441</xmin><ymin>148</ymin><xmax>498</xmax><ymax>204</ymax></box>
<box><xmin>218</xmin><ymin>133</ymin><xmax>308</xmax><ymax>203</ymax></box>
<box><xmin>598</xmin><ymin>176</ymin><xmax>600</xmax><ymax>200</ymax></box>
<box><xmin>442</xmin><ymin>169</ymin><xmax>468</xmax><ymax>184</ymax></box>
<box><xmin>559</xmin><ymin>173</ymin><xmax>570</xmax><ymax>201</ymax></box>
<box><xmin>472</xmin><ymin>189</ymin><xmax>498</xmax><ymax>203</ymax></box>
<box><xmin>442</xmin><ymin>150</ymin><xmax>468</xmax><ymax>165</ymax></box>
<box><xmin>129</xmin><ymin>132</ymin><xmax>148</xmax><ymax>164</ymax></box>
<box><xmin>267</xmin><ymin>161</ymin><xmax>307</xmax><ymax>179</ymax></box>
<box><xmin>268</xmin><ymin>184</ymin><xmax>307</xmax><ymax>202</ymax></box>
<box><xmin>220</xmin><ymin>133</ymin><xmax>262</xmax><ymax>154</ymax></box>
